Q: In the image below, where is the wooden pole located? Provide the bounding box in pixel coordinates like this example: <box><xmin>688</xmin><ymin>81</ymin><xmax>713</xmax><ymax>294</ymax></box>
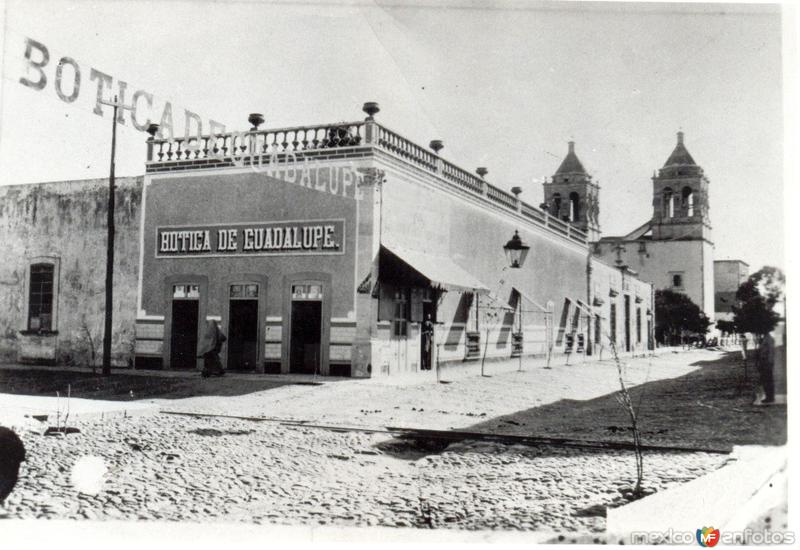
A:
<box><xmin>101</xmin><ymin>98</ymin><xmax>118</xmax><ymax>376</ymax></box>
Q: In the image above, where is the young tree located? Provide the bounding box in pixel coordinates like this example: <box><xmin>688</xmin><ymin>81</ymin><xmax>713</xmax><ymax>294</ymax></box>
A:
<box><xmin>732</xmin><ymin>266</ymin><xmax>784</xmax><ymax>338</ymax></box>
<box><xmin>732</xmin><ymin>267</ymin><xmax>784</xmax><ymax>403</ymax></box>
<box><xmin>654</xmin><ymin>289</ymin><xmax>711</xmax><ymax>345</ymax></box>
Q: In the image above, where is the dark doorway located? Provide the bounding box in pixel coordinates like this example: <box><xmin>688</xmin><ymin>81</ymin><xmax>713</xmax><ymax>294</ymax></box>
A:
<box><xmin>290</xmin><ymin>301</ymin><xmax>322</xmax><ymax>374</ymax></box>
<box><xmin>171</xmin><ymin>299</ymin><xmax>199</xmax><ymax>369</ymax></box>
<box><xmin>624</xmin><ymin>295</ymin><xmax>631</xmax><ymax>352</ymax></box>
<box><xmin>420</xmin><ymin>301</ymin><xmax>435</xmax><ymax>370</ymax></box>
<box><xmin>228</xmin><ymin>300</ymin><xmax>258</xmax><ymax>371</ymax></box>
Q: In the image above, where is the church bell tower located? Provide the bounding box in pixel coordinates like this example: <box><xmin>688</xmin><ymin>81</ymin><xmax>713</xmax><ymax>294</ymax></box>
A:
<box><xmin>651</xmin><ymin>131</ymin><xmax>711</xmax><ymax>242</ymax></box>
<box><xmin>542</xmin><ymin>141</ymin><xmax>600</xmax><ymax>241</ymax></box>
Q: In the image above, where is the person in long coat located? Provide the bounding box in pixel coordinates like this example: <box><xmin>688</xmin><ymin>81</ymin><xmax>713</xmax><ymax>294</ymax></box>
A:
<box><xmin>198</xmin><ymin>319</ymin><xmax>227</xmax><ymax>377</ymax></box>
<box><xmin>0</xmin><ymin>426</ymin><xmax>25</xmax><ymax>505</ymax></box>
<box><xmin>756</xmin><ymin>332</ymin><xmax>776</xmax><ymax>404</ymax></box>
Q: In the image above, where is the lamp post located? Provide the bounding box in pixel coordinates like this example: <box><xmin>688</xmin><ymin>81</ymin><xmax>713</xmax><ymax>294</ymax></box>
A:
<box><xmin>503</xmin><ymin>230</ymin><xmax>530</xmax><ymax>371</ymax></box>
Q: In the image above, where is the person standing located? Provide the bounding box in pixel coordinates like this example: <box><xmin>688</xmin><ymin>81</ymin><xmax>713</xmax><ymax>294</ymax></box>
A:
<box><xmin>0</xmin><ymin>426</ymin><xmax>25</xmax><ymax>507</ymax></box>
<box><xmin>756</xmin><ymin>331</ymin><xmax>776</xmax><ymax>404</ymax></box>
<box><xmin>198</xmin><ymin>319</ymin><xmax>227</xmax><ymax>378</ymax></box>
<box><xmin>421</xmin><ymin>314</ymin><xmax>434</xmax><ymax>371</ymax></box>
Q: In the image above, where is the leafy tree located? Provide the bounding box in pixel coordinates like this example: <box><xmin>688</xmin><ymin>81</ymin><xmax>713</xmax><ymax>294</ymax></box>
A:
<box><xmin>732</xmin><ymin>266</ymin><xmax>784</xmax><ymax>339</ymax></box>
<box><xmin>715</xmin><ymin>319</ymin><xmax>737</xmax><ymax>336</ymax></box>
<box><xmin>654</xmin><ymin>289</ymin><xmax>711</xmax><ymax>345</ymax></box>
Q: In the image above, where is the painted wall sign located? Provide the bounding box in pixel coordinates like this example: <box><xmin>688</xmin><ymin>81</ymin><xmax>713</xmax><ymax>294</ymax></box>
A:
<box><xmin>155</xmin><ymin>220</ymin><xmax>345</xmax><ymax>258</ymax></box>
<box><xmin>17</xmin><ymin>36</ymin><xmax>223</xmax><ymax>140</ymax></box>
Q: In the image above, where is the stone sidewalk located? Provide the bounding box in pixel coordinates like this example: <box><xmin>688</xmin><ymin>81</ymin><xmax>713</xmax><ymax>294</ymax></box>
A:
<box><xmin>0</xmin><ymin>394</ymin><xmax>158</xmax><ymax>434</ymax></box>
<box><xmin>155</xmin><ymin>348</ymin><xmax>713</xmax><ymax>433</ymax></box>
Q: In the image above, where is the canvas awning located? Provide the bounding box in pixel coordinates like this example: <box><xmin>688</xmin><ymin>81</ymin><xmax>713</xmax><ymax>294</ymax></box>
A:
<box><xmin>565</xmin><ymin>298</ymin><xmax>596</xmax><ymax>320</ymax></box>
<box><xmin>574</xmin><ymin>299</ymin><xmax>595</xmax><ymax>316</ymax></box>
<box><xmin>382</xmin><ymin>245</ymin><xmax>489</xmax><ymax>294</ymax></box>
<box><xmin>483</xmin><ymin>292</ymin><xmax>515</xmax><ymax>312</ymax></box>
<box><xmin>513</xmin><ymin>286</ymin><xmax>550</xmax><ymax>313</ymax></box>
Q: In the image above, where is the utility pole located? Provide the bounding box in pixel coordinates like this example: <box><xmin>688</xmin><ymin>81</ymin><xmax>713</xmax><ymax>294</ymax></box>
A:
<box><xmin>98</xmin><ymin>95</ymin><xmax>133</xmax><ymax>376</ymax></box>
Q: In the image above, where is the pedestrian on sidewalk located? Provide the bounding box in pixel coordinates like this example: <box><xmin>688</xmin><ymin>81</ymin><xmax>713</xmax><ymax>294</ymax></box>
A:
<box><xmin>421</xmin><ymin>314</ymin><xmax>434</xmax><ymax>371</ymax></box>
<box><xmin>198</xmin><ymin>319</ymin><xmax>227</xmax><ymax>378</ymax></box>
<box><xmin>755</xmin><ymin>331</ymin><xmax>776</xmax><ymax>404</ymax></box>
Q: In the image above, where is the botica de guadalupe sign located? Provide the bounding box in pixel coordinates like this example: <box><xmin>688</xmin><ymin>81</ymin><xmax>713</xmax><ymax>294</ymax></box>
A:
<box><xmin>156</xmin><ymin>220</ymin><xmax>345</xmax><ymax>258</ymax></box>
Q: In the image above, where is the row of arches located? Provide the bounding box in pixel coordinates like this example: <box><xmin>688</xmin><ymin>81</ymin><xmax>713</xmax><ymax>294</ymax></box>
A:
<box><xmin>548</xmin><ymin>186</ymin><xmax>698</xmax><ymax>223</ymax></box>
<box><xmin>662</xmin><ymin>186</ymin><xmax>696</xmax><ymax>218</ymax></box>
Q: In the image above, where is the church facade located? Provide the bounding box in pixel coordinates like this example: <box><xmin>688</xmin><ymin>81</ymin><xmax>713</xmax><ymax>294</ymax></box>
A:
<box><xmin>543</xmin><ymin>132</ymin><xmax>716</xmax><ymax>325</ymax></box>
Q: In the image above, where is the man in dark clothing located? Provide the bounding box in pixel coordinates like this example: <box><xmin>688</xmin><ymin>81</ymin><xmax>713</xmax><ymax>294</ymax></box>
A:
<box><xmin>421</xmin><ymin>315</ymin><xmax>434</xmax><ymax>371</ymax></box>
<box><xmin>0</xmin><ymin>426</ymin><xmax>25</xmax><ymax>505</ymax></box>
<box><xmin>756</xmin><ymin>332</ymin><xmax>776</xmax><ymax>404</ymax></box>
<box><xmin>198</xmin><ymin>319</ymin><xmax>227</xmax><ymax>377</ymax></box>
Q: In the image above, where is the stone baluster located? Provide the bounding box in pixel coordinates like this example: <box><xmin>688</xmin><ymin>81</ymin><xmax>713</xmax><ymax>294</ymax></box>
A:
<box><xmin>429</xmin><ymin>140</ymin><xmax>443</xmax><ymax>174</ymax></box>
<box><xmin>146</xmin><ymin>123</ymin><xmax>160</xmax><ymax>161</ymax></box>
<box><xmin>476</xmin><ymin>167</ymin><xmax>488</xmax><ymax>196</ymax></box>
<box><xmin>363</xmin><ymin>102</ymin><xmax>380</xmax><ymax>146</ymax></box>
<box><xmin>511</xmin><ymin>186</ymin><xmax>523</xmax><ymax>213</ymax></box>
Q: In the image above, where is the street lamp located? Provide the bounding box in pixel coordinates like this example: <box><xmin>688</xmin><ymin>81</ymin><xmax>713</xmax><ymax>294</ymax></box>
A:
<box><xmin>502</xmin><ymin>230</ymin><xmax>530</xmax><ymax>372</ymax></box>
<box><xmin>503</xmin><ymin>230</ymin><xmax>530</xmax><ymax>269</ymax></box>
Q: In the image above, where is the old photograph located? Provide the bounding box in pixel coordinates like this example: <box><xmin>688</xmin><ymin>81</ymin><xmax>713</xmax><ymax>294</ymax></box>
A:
<box><xmin>0</xmin><ymin>0</ymin><xmax>792</xmax><ymax>546</ymax></box>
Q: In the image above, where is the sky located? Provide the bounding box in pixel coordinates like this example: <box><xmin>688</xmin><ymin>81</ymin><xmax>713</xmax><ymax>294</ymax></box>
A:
<box><xmin>0</xmin><ymin>0</ymin><xmax>789</xmax><ymax>273</ymax></box>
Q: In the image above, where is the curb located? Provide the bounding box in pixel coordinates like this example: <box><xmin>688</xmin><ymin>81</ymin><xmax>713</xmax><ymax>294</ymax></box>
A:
<box><xmin>606</xmin><ymin>445</ymin><xmax>788</xmax><ymax>544</ymax></box>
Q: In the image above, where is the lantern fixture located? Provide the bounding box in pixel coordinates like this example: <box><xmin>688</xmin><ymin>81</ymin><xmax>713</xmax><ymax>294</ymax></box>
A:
<box><xmin>503</xmin><ymin>230</ymin><xmax>530</xmax><ymax>269</ymax></box>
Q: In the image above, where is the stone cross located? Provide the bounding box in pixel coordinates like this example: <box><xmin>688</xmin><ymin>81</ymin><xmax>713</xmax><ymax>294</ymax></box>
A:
<box><xmin>613</xmin><ymin>242</ymin><xmax>626</xmax><ymax>266</ymax></box>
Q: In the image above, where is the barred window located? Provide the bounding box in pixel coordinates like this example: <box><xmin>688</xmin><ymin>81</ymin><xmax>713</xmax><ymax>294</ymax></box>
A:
<box><xmin>28</xmin><ymin>263</ymin><xmax>54</xmax><ymax>331</ymax></box>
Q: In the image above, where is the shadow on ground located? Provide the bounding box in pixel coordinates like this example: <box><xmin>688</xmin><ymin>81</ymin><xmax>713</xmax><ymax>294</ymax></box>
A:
<box><xmin>0</xmin><ymin>368</ymin><xmax>303</xmax><ymax>400</ymax></box>
<box><xmin>378</xmin><ymin>351</ymin><xmax>786</xmax><ymax>459</ymax></box>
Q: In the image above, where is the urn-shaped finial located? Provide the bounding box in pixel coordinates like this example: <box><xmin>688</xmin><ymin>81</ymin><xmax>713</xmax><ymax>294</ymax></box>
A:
<box><xmin>362</xmin><ymin>102</ymin><xmax>380</xmax><ymax>120</ymax></box>
<box><xmin>248</xmin><ymin>113</ymin><xmax>265</xmax><ymax>130</ymax></box>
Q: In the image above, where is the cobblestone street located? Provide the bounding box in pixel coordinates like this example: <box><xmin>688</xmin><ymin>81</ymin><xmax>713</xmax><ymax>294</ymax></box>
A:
<box><xmin>2</xmin><ymin>349</ymin><xmax>765</xmax><ymax>534</ymax></box>
<box><xmin>7</xmin><ymin>413</ymin><xmax>728</xmax><ymax>533</ymax></box>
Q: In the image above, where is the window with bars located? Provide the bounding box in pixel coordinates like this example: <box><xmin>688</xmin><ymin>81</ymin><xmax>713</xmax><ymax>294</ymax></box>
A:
<box><xmin>28</xmin><ymin>263</ymin><xmax>54</xmax><ymax>331</ymax></box>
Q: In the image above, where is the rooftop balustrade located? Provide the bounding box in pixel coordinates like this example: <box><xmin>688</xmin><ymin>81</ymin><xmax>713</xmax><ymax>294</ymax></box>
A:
<box><xmin>145</xmin><ymin>115</ymin><xmax>588</xmax><ymax>247</ymax></box>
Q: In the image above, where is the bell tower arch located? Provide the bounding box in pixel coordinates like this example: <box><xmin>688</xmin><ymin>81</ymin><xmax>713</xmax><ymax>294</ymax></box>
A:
<box><xmin>542</xmin><ymin>141</ymin><xmax>600</xmax><ymax>241</ymax></box>
<box><xmin>651</xmin><ymin>131</ymin><xmax>711</xmax><ymax>242</ymax></box>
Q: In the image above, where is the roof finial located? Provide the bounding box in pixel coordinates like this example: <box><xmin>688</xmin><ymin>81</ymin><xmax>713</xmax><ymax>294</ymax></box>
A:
<box><xmin>568</xmin><ymin>140</ymin><xmax>575</xmax><ymax>153</ymax></box>
<box><xmin>677</xmin><ymin>130</ymin><xmax>684</xmax><ymax>145</ymax></box>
